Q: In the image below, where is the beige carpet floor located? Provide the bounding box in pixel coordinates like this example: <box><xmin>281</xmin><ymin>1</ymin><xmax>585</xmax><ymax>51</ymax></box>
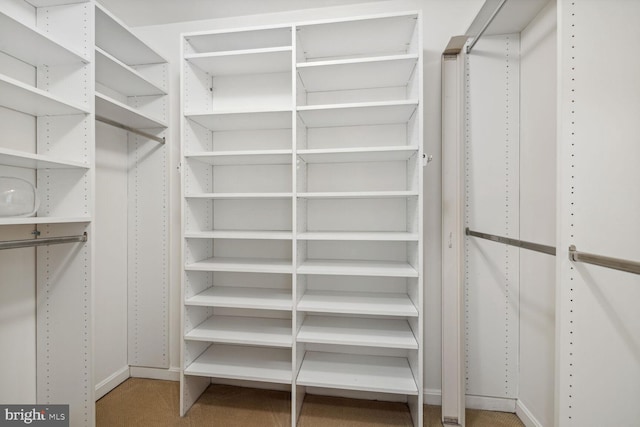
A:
<box><xmin>96</xmin><ymin>378</ymin><xmax>524</xmax><ymax>427</ymax></box>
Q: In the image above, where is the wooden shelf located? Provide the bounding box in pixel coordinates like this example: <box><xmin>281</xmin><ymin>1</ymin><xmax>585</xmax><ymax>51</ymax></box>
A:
<box><xmin>297</xmin><ymin>316</ymin><xmax>418</xmax><ymax>349</ymax></box>
<box><xmin>95</xmin><ymin>92</ymin><xmax>167</xmax><ymax>129</ymax></box>
<box><xmin>297</xmin><ymin>100</ymin><xmax>418</xmax><ymax>128</ymax></box>
<box><xmin>184</xmin><ymin>344</ymin><xmax>291</xmax><ymax>384</ymax></box>
<box><xmin>297</xmin><ymin>54</ymin><xmax>418</xmax><ymax>92</ymax></box>
<box><xmin>298</xmin><ymin>290</ymin><xmax>418</xmax><ymax>317</ymax></box>
<box><xmin>0</xmin><ymin>217</ymin><xmax>91</xmax><ymax>226</ymax></box>
<box><xmin>297</xmin><ymin>191</ymin><xmax>417</xmax><ymax>199</ymax></box>
<box><xmin>297</xmin><ymin>231</ymin><xmax>419</xmax><ymax>241</ymax></box>
<box><xmin>186</xmin><ymin>150</ymin><xmax>292</xmax><ymax>165</ymax></box>
<box><xmin>95</xmin><ymin>3</ymin><xmax>166</xmax><ymax>65</ymax></box>
<box><xmin>186</xmin><ymin>193</ymin><xmax>292</xmax><ymax>200</ymax></box>
<box><xmin>0</xmin><ymin>73</ymin><xmax>89</xmax><ymax>117</ymax></box>
<box><xmin>185</xmin><ymin>315</ymin><xmax>292</xmax><ymax>347</ymax></box>
<box><xmin>185</xmin><ymin>286</ymin><xmax>292</xmax><ymax>311</ymax></box>
<box><xmin>185</xmin><ymin>230</ymin><xmax>292</xmax><ymax>240</ymax></box>
<box><xmin>0</xmin><ymin>10</ymin><xmax>89</xmax><ymax>67</ymax></box>
<box><xmin>298</xmin><ymin>259</ymin><xmax>418</xmax><ymax>278</ymax></box>
<box><xmin>96</xmin><ymin>47</ymin><xmax>166</xmax><ymax>97</ymax></box>
<box><xmin>297</xmin><ymin>351</ymin><xmax>418</xmax><ymax>395</ymax></box>
<box><xmin>0</xmin><ymin>148</ymin><xmax>89</xmax><ymax>170</ymax></box>
<box><xmin>186</xmin><ymin>47</ymin><xmax>292</xmax><ymax>76</ymax></box>
<box><xmin>297</xmin><ymin>14</ymin><xmax>418</xmax><ymax>62</ymax></box>
<box><xmin>185</xmin><ymin>257</ymin><xmax>293</xmax><ymax>274</ymax></box>
<box><xmin>186</xmin><ymin>109</ymin><xmax>291</xmax><ymax>131</ymax></box>
<box><xmin>297</xmin><ymin>146</ymin><xmax>418</xmax><ymax>164</ymax></box>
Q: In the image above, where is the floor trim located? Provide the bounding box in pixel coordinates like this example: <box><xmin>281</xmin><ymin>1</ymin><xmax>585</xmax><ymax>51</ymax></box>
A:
<box><xmin>130</xmin><ymin>366</ymin><xmax>180</xmax><ymax>381</ymax></box>
<box><xmin>95</xmin><ymin>366</ymin><xmax>130</xmax><ymax>400</ymax></box>
<box><xmin>516</xmin><ymin>400</ymin><xmax>543</xmax><ymax>427</ymax></box>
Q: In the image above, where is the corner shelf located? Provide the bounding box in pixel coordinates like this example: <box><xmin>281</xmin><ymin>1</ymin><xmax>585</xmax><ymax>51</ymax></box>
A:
<box><xmin>297</xmin><ymin>290</ymin><xmax>418</xmax><ymax>317</ymax></box>
<box><xmin>95</xmin><ymin>92</ymin><xmax>167</xmax><ymax>129</ymax></box>
<box><xmin>185</xmin><ymin>286</ymin><xmax>292</xmax><ymax>311</ymax></box>
<box><xmin>186</xmin><ymin>46</ymin><xmax>292</xmax><ymax>76</ymax></box>
<box><xmin>185</xmin><ymin>315</ymin><xmax>292</xmax><ymax>347</ymax></box>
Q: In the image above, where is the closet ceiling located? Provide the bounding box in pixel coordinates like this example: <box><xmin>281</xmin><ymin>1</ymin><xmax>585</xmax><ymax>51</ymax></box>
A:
<box><xmin>98</xmin><ymin>0</ymin><xmax>395</xmax><ymax>27</ymax></box>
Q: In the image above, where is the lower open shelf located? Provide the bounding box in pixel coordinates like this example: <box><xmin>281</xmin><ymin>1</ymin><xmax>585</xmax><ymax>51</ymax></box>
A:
<box><xmin>296</xmin><ymin>351</ymin><xmax>418</xmax><ymax>395</ymax></box>
<box><xmin>184</xmin><ymin>344</ymin><xmax>292</xmax><ymax>384</ymax></box>
<box><xmin>185</xmin><ymin>315</ymin><xmax>292</xmax><ymax>347</ymax></box>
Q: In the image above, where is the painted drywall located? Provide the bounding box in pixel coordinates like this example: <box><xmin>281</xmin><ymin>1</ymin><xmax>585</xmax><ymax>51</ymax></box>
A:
<box><xmin>128</xmin><ymin>0</ymin><xmax>484</xmax><ymax>396</ymax></box>
<box><xmin>518</xmin><ymin>1</ymin><xmax>556</xmax><ymax>426</ymax></box>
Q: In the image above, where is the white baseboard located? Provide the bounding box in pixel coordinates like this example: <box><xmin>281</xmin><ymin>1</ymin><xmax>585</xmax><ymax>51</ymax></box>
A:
<box><xmin>95</xmin><ymin>366</ymin><xmax>130</xmax><ymax>400</ymax></box>
<box><xmin>423</xmin><ymin>388</ymin><xmax>442</xmax><ymax>406</ymax></box>
<box><xmin>130</xmin><ymin>366</ymin><xmax>180</xmax><ymax>381</ymax></box>
<box><xmin>466</xmin><ymin>395</ymin><xmax>516</xmax><ymax>412</ymax></box>
<box><xmin>516</xmin><ymin>400</ymin><xmax>543</xmax><ymax>427</ymax></box>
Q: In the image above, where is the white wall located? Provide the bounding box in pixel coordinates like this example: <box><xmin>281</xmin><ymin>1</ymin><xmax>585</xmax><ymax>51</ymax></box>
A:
<box><xmin>130</xmin><ymin>0</ymin><xmax>484</xmax><ymax>396</ymax></box>
<box><xmin>518</xmin><ymin>2</ymin><xmax>556</xmax><ymax>426</ymax></box>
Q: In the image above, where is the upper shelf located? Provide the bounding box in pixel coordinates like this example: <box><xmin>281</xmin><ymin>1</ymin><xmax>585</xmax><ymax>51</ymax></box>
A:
<box><xmin>0</xmin><ymin>216</ymin><xmax>91</xmax><ymax>226</ymax></box>
<box><xmin>0</xmin><ymin>10</ymin><xmax>89</xmax><ymax>67</ymax></box>
<box><xmin>297</xmin><ymin>14</ymin><xmax>418</xmax><ymax>63</ymax></box>
<box><xmin>184</xmin><ymin>26</ymin><xmax>292</xmax><ymax>54</ymax></box>
<box><xmin>25</xmin><ymin>0</ymin><xmax>89</xmax><ymax>6</ymax></box>
<box><xmin>95</xmin><ymin>2</ymin><xmax>166</xmax><ymax>66</ymax></box>
<box><xmin>186</xmin><ymin>47</ymin><xmax>292</xmax><ymax>76</ymax></box>
<box><xmin>0</xmin><ymin>73</ymin><xmax>89</xmax><ymax>117</ymax></box>
<box><xmin>297</xmin><ymin>100</ymin><xmax>418</xmax><ymax>128</ymax></box>
<box><xmin>95</xmin><ymin>92</ymin><xmax>167</xmax><ymax>129</ymax></box>
<box><xmin>96</xmin><ymin>47</ymin><xmax>166</xmax><ymax>97</ymax></box>
<box><xmin>297</xmin><ymin>54</ymin><xmax>418</xmax><ymax>92</ymax></box>
<box><xmin>186</xmin><ymin>109</ymin><xmax>292</xmax><ymax>131</ymax></box>
<box><xmin>297</xmin><ymin>146</ymin><xmax>418</xmax><ymax>164</ymax></box>
<box><xmin>186</xmin><ymin>150</ymin><xmax>292</xmax><ymax>166</ymax></box>
<box><xmin>0</xmin><ymin>148</ymin><xmax>89</xmax><ymax>170</ymax></box>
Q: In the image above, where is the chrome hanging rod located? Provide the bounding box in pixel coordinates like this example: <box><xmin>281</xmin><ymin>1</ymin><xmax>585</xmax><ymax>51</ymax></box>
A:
<box><xmin>0</xmin><ymin>232</ymin><xmax>88</xmax><ymax>251</ymax></box>
<box><xmin>569</xmin><ymin>246</ymin><xmax>640</xmax><ymax>276</ymax></box>
<box><xmin>466</xmin><ymin>0</ymin><xmax>508</xmax><ymax>54</ymax></box>
<box><xmin>465</xmin><ymin>227</ymin><xmax>556</xmax><ymax>256</ymax></box>
<box><xmin>96</xmin><ymin>116</ymin><xmax>165</xmax><ymax>144</ymax></box>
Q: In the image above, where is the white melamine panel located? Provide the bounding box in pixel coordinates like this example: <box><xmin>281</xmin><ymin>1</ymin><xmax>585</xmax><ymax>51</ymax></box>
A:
<box><xmin>298</xmin><ymin>259</ymin><xmax>417</xmax><ymax>278</ymax></box>
<box><xmin>186</xmin><ymin>47</ymin><xmax>292</xmax><ymax>76</ymax></box>
<box><xmin>185</xmin><ymin>315</ymin><xmax>292</xmax><ymax>347</ymax></box>
<box><xmin>305</xmin><ymin>198</ymin><xmax>406</xmax><ymax>233</ymax></box>
<box><xmin>298</xmin><ymin>291</ymin><xmax>418</xmax><ymax>317</ymax></box>
<box><xmin>0</xmin><ymin>73</ymin><xmax>88</xmax><ymax>116</ymax></box>
<box><xmin>187</xmin><ymin>150</ymin><xmax>292</xmax><ymax>165</ymax></box>
<box><xmin>95</xmin><ymin>92</ymin><xmax>167</xmax><ymax>129</ymax></box>
<box><xmin>557</xmin><ymin>1</ymin><xmax>640</xmax><ymax>425</ymax></box>
<box><xmin>297</xmin><ymin>351</ymin><xmax>417</xmax><ymax>395</ymax></box>
<box><xmin>297</xmin><ymin>146</ymin><xmax>417</xmax><ymax>164</ymax></box>
<box><xmin>95</xmin><ymin>48</ymin><xmax>166</xmax><ymax>97</ymax></box>
<box><xmin>184</xmin><ymin>344</ymin><xmax>292</xmax><ymax>384</ymax></box>
<box><xmin>209</xmin><ymin>72</ymin><xmax>291</xmax><ymax>112</ymax></box>
<box><xmin>465</xmin><ymin>34</ymin><xmax>520</xmax><ymax>399</ymax></box>
<box><xmin>186</xmin><ymin>110</ymin><xmax>291</xmax><ymax>131</ymax></box>
<box><xmin>297</xmin><ymin>54</ymin><xmax>418</xmax><ymax>92</ymax></box>
<box><xmin>297</xmin><ymin>232</ymin><xmax>418</xmax><ymax>241</ymax></box>
<box><xmin>0</xmin><ymin>10</ymin><xmax>88</xmax><ymax>66</ymax></box>
<box><xmin>297</xmin><ymin>100</ymin><xmax>418</xmax><ymax>128</ymax></box>
<box><xmin>297</xmin><ymin>316</ymin><xmax>417</xmax><ymax>349</ymax></box>
<box><xmin>186</xmin><ymin>286</ymin><xmax>292</xmax><ymax>311</ymax></box>
<box><xmin>95</xmin><ymin>2</ymin><xmax>165</xmax><ymax>65</ymax></box>
<box><xmin>0</xmin><ymin>147</ymin><xmax>89</xmax><ymax>169</ymax></box>
<box><xmin>297</xmin><ymin>14</ymin><xmax>417</xmax><ymax>62</ymax></box>
<box><xmin>304</xmin><ymin>123</ymin><xmax>406</xmax><ymax>150</ymax></box>
<box><xmin>304</xmin><ymin>161</ymin><xmax>408</xmax><ymax>193</ymax></box>
<box><xmin>186</xmin><ymin>257</ymin><xmax>293</xmax><ymax>274</ymax></box>
<box><xmin>185</xmin><ymin>27</ymin><xmax>292</xmax><ymax>54</ymax></box>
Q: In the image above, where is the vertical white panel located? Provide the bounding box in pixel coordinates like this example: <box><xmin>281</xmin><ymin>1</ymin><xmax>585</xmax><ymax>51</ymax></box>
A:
<box><xmin>519</xmin><ymin>2</ymin><xmax>556</xmax><ymax>426</ymax></box>
<box><xmin>94</xmin><ymin>122</ymin><xmax>129</xmax><ymax>391</ymax></box>
<box><xmin>128</xmin><ymin>133</ymin><xmax>169</xmax><ymax>368</ymax></box>
<box><xmin>464</xmin><ymin>34</ymin><xmax>519</xmax><ymax>399</ymax></box>
<box><xmin>557</xmin><ymin>1</ymin><xmax>640</xmax><ymax>425</ymax></box>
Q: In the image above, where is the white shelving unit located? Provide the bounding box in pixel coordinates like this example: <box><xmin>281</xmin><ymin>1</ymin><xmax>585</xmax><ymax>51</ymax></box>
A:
<box><xmin>181</xmin><ymin>12</ymin><xmax>423</xmax><ymax>426</ymax></box>
<box><xmin>0</xmin><ymin>1</ymin><xmax>94</xmax><ymax>424</ymax></box>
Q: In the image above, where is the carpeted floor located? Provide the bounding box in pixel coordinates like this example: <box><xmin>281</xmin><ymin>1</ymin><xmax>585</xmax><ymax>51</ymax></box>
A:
<box><xmin>96</xmin><ymin>378</ymin><xmax>524</xmax><ymax>427</ymax></box>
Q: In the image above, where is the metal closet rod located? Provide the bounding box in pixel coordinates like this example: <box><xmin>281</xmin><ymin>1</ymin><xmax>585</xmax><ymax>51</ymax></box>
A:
<box><xmin>96</xmin><ymin>116</ymin><xmax>165</xmax><ymax>144</ymax></box>
<box><xmin>466</xmin><ymin>0</ymin><xmax>508</xmax><ymax>54</ymax></box>
<box><xmin>465</xmin><ymin>228</ymin><xmax>640</xmax><ymax>275</ymax></box>
<box><xmin>0</xmin><ymin>232</ymin><xmax>88</xmax><ymax>251</ymax></box>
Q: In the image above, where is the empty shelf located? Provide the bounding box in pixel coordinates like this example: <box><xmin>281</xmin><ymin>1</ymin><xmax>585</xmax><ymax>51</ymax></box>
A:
<box><xmin>185</xmin><ymin>344</ymin><xmax>292</xmax><ymax>384</ymax></box>
<box><xmin>298</xmin><ymin>290</ymin><xmax>418</xmax><ymax>317</ymax></box>
<box><xmin>297</xmin><ymin>100</ymin><xmax>418</xmax><ymax>128</ymax></box>
<box><xmin>298</xmin><ymin>259</ymin><xmax>418</xmax><ymax>277</ymax></box>
<box><xmin>186</xmin><ymin>315</ymin><xmax>292</xmax><ymax>347</ymax></box>
<box><xmin>185</xmin><ymin>257</ymin><xmax>293</xmax><ymax>274</ymax></box>
<box><xmin>185</xmin><ymin>27</ymin><xmax>291</xmax><ymax>54</ymax></box>
<box><xmin>297</xmin><ymin>351</ymin><xmax>418</xmax><ymax>395</ymax></box>
<box><xmin>95</xmin><ymin>3</ymin><xmax>166</xmax><ymax>65</ymax></box>
<box><xmin>186</xmin><ymin>150</ymin><xmax>292</xmax><ymax>165</ymax></box>
<box><xmin>186</xmin><ymin>109</ymin><xmax>291</xmax><ymax>131</ymax></box>
<box><xmin>297</xmin><ymin>191</ymin><xmax>417</xmax><ymax>200</ymax></box>
<box><xmin>297</xmin><ymin>146</ymin><xmax>418</xmax><ymax>164</ymax></box>
<box><xmin>185</xmin><ymin>286</ymin><xmax>292</xmax><ymax>311</ymax></box>
<box><xmin>0</xmin><ymin>217</ymin><xmax>91</xmax><ymax>226</ymax></box>
<box><xmin>297</xmin><ymin>54</ymin><xmax>418</xmax><ymax>92</ymax></box>
<box><xmin>0</xmin><ymin>74</ymin><xmax>89</xmax><ymax>117</ymax></box>
<box><xmin>297</xmin><ymin>231</ymin><xmax>419</xmax><ymax>241</ymax></box>
<box><xmin>0</xmin><ymin>11</ymin><xmax>88</xmax><ymax>67</ymax></box>
<box><xmin>96</xmin><ymin>47</ymin><xmax>166</xmax><ymax>96</ymax></box>
<box><xmin>26</xmin><ymin>0</ymin><xmax>89</xmax><ymax>6</ymax></box>
<box><xmin>297</xmin><ymin>316</ymin><xmax>417</xmax><ymax>349</ymax></box>
<box><xmin>186</xmin><ymin>193</ymin><xmax>293</xmax><ymax>200</ymax></box>
<box><xmin>186</xmin><ymin>47</ymin><xmax>292</xmax><ymax>75</ymax></box>
<box><xmin>95</xmin><ymin>92</ymin><xmax>167</xmax><ymax>129</ymax></box>
<box><xmin>0</xmin><ymin>148</ymin><xmax>89</xmax><ymax>169</ymax></box>
<box><xmin>185</xmin><ymin>230</ymin><xmax>292</xmax><ymax>240</ymax></box>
